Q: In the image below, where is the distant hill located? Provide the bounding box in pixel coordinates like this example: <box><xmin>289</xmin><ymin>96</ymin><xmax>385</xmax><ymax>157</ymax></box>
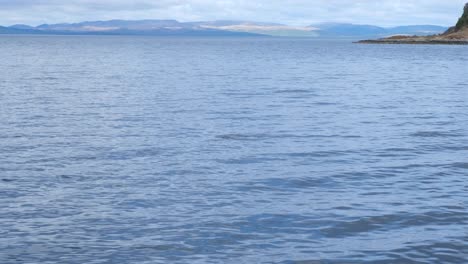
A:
<box><xmin>312</xmin><ymin>23</ymin><xmax>447</xmax><ymax>37</ymax></box>
<box><xmin>0</xmin><ymin>26</ymin><xmax>41</xmax><ymax>34</ymax></box>
<box><xmin>4</xmin><ymin>20</ymin><xmax>263</xmax><ymax>37</ymax></box>
<box><xmin>8</xmin><ymin>24</ymin><xmax>36</xmax><ymax>30</ymax></box>
<box><xmin>196</xmin><ymin>21</ymin><xmax>318</xmax><ymax>37</ymax></box>
<box><xmin>0</xmin><ymin>19</ymin><xmax>447</xmax><ymax>38</ymax></box>
<box><xmin>35</xmin><ymin>20</ymin><xmax>185</xmax><ymax>31</ymax></box>
<box><xmin>313</xmin><ymin>23</ymin><xmax>386</xmax><ymax>36</ymax></box>
<box><xmin>191</xmin><ymin>20</ymin><xmax>284</xmax><ymax>27</ymax></box>
<box><xmin>190</xmin><ymin>21</ymin><xmax>444</xmax><ymax>37</ymax></box>
<box><xmin>387</xmin><ymin>25</ymin><xmax>449</xmax><ymax>35</ymax></box>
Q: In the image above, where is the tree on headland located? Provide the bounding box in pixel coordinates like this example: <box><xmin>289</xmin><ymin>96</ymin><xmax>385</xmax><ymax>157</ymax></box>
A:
<box><xmin>455</xmin><ymin>3</ymin><xmax>468</xmax><ymax>30</ymax></box>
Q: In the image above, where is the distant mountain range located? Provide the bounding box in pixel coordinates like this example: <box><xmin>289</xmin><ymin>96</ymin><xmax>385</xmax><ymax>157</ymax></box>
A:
<box><xmin>311</xmin><ymin>23</ymin><xmax>447</xmax><ymax>37</ymax></box>
<box><xmin>0</xmin><ymin>19</ymin><xmax>448</xmax><ymax>38</ymax></box>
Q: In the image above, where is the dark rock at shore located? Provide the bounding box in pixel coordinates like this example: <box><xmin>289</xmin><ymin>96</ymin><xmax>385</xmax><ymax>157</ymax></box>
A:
<box><xmin>359</xmin><ymin>38</ymin><xmax>468</xmax><ymax>45</ymax></box>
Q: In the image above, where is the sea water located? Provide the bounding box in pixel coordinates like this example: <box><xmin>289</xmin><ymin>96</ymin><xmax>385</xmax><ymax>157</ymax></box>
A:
<box><xmin>0</xmin><ymin>35</ymin><xmax>467</xmax><ymax>263</ymax></box>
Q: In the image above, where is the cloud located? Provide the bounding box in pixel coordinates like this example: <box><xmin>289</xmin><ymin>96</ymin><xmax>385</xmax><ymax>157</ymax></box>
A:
<box><xmin>0</xmin><ymin>0</ymin><xmax>466</xmax><ymax>26</ymax></box>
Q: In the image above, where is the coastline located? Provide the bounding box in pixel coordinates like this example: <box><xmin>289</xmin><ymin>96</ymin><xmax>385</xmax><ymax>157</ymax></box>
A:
<box><xmin>357</xmin><ymin>39</ymin><xmax>468</xmax><ymax>45</ymax></box>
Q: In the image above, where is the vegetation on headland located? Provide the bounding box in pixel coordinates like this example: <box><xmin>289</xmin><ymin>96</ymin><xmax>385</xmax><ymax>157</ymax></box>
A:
<box><xmin>455</xmin><ymin>3</ymin><xmax>468</xmax><ymax>30</ymax></box>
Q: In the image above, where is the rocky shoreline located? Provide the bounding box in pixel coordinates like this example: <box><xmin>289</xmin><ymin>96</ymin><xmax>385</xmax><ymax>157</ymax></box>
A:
<box><xmin>358</xmin><ymin>39</ymin><xmax>468</xmax><ymax>45</ymax></box>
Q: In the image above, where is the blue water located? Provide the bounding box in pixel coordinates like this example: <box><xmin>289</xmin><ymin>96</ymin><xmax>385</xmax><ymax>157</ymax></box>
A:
<box><xmin>0</xmin><ymin>35</ymin><xmax>467</xmax><ymax>264</ymax></box>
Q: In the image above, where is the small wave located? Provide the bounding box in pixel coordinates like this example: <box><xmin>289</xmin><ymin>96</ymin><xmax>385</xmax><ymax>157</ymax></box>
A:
<box><xmin>283</xmin><ymin>151</ymin><xmax>352</xmax><ymax>158</ymax></box>
<box><xmin>216</xmin><ymin>133</ymin><xmax>270</xmax><ymax>141</ymax></box>
<box><xmin>382</xmin><ymin>148</ymin><xmax>415</xmax><ymax>152</ymax></box>
<box><xmin>379</xmin><ymin>241</ymin><xmax>468</xmax><ymax>264</ymax></box>
<box><xmin>131</xmin><ymin>244</ymin><xmax>194</xmax><ymax>253</ymax></box>
<box><xmin>96</xmin><ymin>147</ymin><xmax>162</xmax><ymax>161</ymax></box>
<box><xmin>274</xmin><ymin>89</ymin><xmax>316</xmax><ymax>94</ymax></box>
<box><xmin>314</xmin><ymin>102</ymin><xmax>338</xmax><ymax>106</ymax></box>
<box><xmin>321</xmin><ymin>211</ymin><xmax>468</xmax><ymax>238</ymax></box>
<box><xmin>383</xmin><ymin>163</ymin><xmax>445</xmax><ymax>170</ymax></box>
<box><xmin>448</xmin><ymin>162</ymin><xmax>468</xmax><ymax>169</ymax></box>
<box><xmin>232</xmin><ymin>177</ymin><xmax>339</xmax><ymax>192</ymax></box>
<box><xmin>410</xmin><ymin>131</ymin><xmax>464</xmax><ymax>138</ymax></box>
<box><xmin>216</xmin><ymin>156</ymin><xmax>285</xmax><ymax>165</ymax></box>
<box><xmin>29</xmin><ymin>76</ymin><xmax>60</xmax><ymax>81</ymax></box>
<box><xmin>216</xmin><ymin>133</ymin><xmax>360</xmax><ymax>141</ymax></box>
<box><xmin>280</xmin><ymin>260</ymin><xmax>327</xmax><ymax>264</ymax></box>
<box><xmin>1</xmin><ymin>178</ymin><xmax>15</xmax><ymax>182</ymax></box>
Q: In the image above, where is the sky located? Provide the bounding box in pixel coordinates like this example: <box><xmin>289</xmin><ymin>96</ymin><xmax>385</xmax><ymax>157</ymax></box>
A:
<box><xmin>0</xmin><ymin>0</ymin><xmax>467</xmax><ymax>27</ymax></box>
